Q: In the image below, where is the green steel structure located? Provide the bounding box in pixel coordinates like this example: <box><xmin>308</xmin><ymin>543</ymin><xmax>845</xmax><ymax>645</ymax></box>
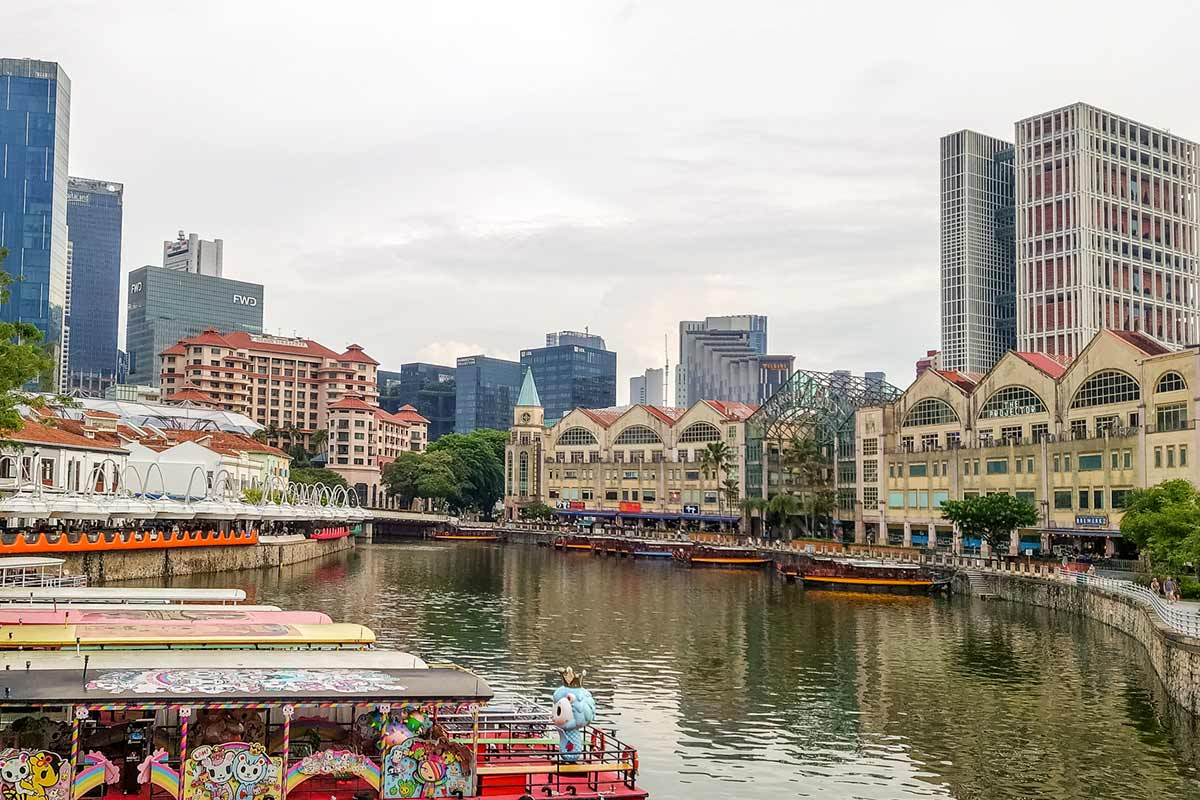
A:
<box><xmin>745</xmin><ymin>369</ymin><xmax>901</xmax><ymax>532</ymax></box>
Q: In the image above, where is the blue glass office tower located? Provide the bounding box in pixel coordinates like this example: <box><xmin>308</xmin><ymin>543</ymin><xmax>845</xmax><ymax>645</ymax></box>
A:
<box><xmin>520</xmin><ymin>336</ymin><xmax>616</xmax><ymax>423</ymax></box>
<box><xmin>455</xmin><ymin>355</ymin><xmax>524</xmax><ymax>433</ymax></box>
<box><xmin>65</xmin><ymin>177</ymin><xmax>123</xmax><ymax>387</ymax></box>
<box><xmin>0</xmin><ymin>59</ymin><xmax>71</xmax><ymax>387</ymax></box>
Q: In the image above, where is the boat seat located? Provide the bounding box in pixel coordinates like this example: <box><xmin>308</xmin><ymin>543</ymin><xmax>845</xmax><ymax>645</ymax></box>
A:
<box><xmin>476</xmin><ymin>762</ymin><xmax>633</xmax><ymax>776</ymax></box>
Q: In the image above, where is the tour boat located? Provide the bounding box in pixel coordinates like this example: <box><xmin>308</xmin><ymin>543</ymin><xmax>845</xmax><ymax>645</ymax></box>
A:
<box><xmin>0</xmin><ymin>654</ymin><xmax>648</xmax><ymax>800</ymax></box>
<box><xmin>0</xmin><ymin>556</ymin><xmax>86</xmax><ymax>587</ymax></box>
<box><xmin>676</xmin><ymin>544</ymin><xmax>771</xmax><ymax>568</ymax></box>
<box><xmin>0</xmin><ymin>608</ymin><xmax>333</xmax><ymax>625</ymax></box>
<box><xmin>432</xmin><ymin>531</ymin><xmax>502</xmax><ymax>543</ymax></box>
<box><xmin>0</xmin><ymin>621</ymin><xmax>376</xmax><ymax>650</ymax></box>
<box><xmin>552</xmin><ymin>534</ymin><xmax>595</xmax><ymax>551</ymax></box>
<box><xmin>778</xmin><ymin>555</ymin><xmax>952</xmax><ymax>594</ymax></box>
<box><xmin>598</xmin><ymin>538</ymin><xmax>693</xmax><ymax>559</ymax></box>
<box><xmin>0</xmin><ymin>587</ymin><xmax>248</xmax><ymax>604</ymax></box>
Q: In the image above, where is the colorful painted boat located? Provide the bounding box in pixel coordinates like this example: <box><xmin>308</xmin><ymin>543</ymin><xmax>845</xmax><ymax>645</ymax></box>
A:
<box><xmin>309</xmin><ymin>526</ymin><xmax>352</xmax><ymax>541</ymax></box>
<box><xmin>0</xmin><ymin>528</ymin><xmax>258</xmax><ymax>555</ymax></box>
<box><xmin>0</xmin><ymin>655</ymin><xmax>648</xmax><ymax>800</ymax></box>
<box><xmin>676</xmin><ymin>544</ymin><xmax>771</xmax><ymax>568</ymax></box>
<box><xmin>0</xmin><ymin>622</ymin><xmax>375</xmax><ymax>650</ymax></box>
<box><xmin>0</xmin><ymin>608</ymin><xmax>333</xmax><ymax>625</ymax></box>
<box><xmin>779</xmin><ymin>555</ymin><xmax>951</xmax><ymax>594</ymax></box>
<box><xmin>0</xmin><ymin>587</ymin><xmax>247</xmax><ymax>604</ymax></box>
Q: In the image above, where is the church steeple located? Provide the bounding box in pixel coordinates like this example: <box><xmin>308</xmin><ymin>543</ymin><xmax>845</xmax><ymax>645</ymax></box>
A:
<box><xmin>514</xmin><ymin>368</ymin><xmax>544</xmax><ymax>428</ymax></box>
<box><xmin>517</xmin><ymin>367</ymin><xmax>541</xmax><ymax>407</ymax></box>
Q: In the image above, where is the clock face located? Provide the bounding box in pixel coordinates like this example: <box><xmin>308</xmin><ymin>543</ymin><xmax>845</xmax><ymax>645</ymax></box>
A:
<box><xmin>521</xmin><ymin>412</ymin><xmax>531</xmax><ymax>423</ymax></box>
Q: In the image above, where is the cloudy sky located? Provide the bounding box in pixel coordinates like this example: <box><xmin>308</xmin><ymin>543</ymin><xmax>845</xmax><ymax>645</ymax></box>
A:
<box><xmin>8</xmin><ymin>1</ymin><xmax>1200</xmax><ymax>401</ymax></box>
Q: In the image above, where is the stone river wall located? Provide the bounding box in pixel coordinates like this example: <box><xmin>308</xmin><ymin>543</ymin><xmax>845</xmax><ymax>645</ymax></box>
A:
<box><xmin>980</xmin><ymin>573</ymin><xmax>1200</xmax><ymax>716</ymax></box>
<box><xmin>60</xmin><ymin>536</ymin><xmax>355</xmax><ymax>584</ymax></box>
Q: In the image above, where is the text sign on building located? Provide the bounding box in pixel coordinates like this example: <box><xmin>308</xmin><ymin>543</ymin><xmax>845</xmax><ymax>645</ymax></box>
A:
<box><xmin>233</xmin><ymin>294</ymin><xmax>258</xmax><ymax>306</ymax></box>
<box><xmin>982</xmin><ymin>400</ymin><xmax>1042</xmax><ymax>419</ymax></box>
<box><xmin>618</xmin><ymin>501</ymin><xmax>642</xmax><ymax>514</ymax></box>
<box><xmin>682</xmin><ymin>504</ymin><xmax>700</xmax><ymax>514</ymax></box>
<box><xmin>1075</xmin><ymin>514</ymin><xmax>1109</xmax><ymax>528</ymax></box>
<box><xmin>568</xmin><ymin>501</ymin><xmax>585</xmax><ymax>510</ymax></box>
<box><xmin>129</xmin><ymin>282</ymin><xmax>143</xmax><ymax>294</ymax></box>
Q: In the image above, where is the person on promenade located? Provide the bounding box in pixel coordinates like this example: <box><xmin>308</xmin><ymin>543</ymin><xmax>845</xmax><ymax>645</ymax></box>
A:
<box><xmin>1151</xmin><ymin>577</ymin><xmax>1162</xmax><ymax>596</ymax></box>
<box><xmin>1164</xmin><ymin>576</ymin><xmax>1178</xmax><ymax>603</ymax></box>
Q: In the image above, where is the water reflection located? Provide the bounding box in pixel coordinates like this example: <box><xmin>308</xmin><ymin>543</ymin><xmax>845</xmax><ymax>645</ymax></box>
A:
<box><xmin>153</xmin><ymin>543</ymin><xmax>1200</xmax><ymax>799</ymax></box>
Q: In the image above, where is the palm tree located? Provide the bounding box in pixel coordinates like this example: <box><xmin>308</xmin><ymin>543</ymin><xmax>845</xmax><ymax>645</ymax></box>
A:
<box><xmin>781</xmin><ymin>434</ymin><xmax>832</xmax><ymax>537</ymax></box>
<box><xmin>767</xmin><ymin>493</ymin><xmax>802</xmax><ymax>540</ymax></box>
<box><xmin>739</xmin><ymin>496</ymin><xmax>767</xmax><ymax>537</ymax></box>
<box><xmin>699</xmin><ymin>441</ymin><xmax>735</xmax><ymax>518</ymax></box>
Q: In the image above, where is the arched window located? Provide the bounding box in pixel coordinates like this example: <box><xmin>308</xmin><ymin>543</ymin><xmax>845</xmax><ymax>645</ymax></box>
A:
<box><xmin>556</xmin><ymin>427</ymin><xmax>598</xmax><ymax>446</ymax></box>
<box><xmin>978</xmin><ymin>386</ymin><xmax>1047</xmax><ymax>419</ymax></box>
<box><xmin>678</xmin><ymin>422</ymin><xmax>721</xmax><ymax>443</ymax></box>
<box><xmin>613</xmin><ymin>425</ymin><xmax>663</xmax><ymax>445</ymax></box>
<box><xmin>1070</xmin><ymin>370</ymin><xmax>1141</xmax><ymax>408</ymax></box>
<box><xmin>901</xmin><ymin>398</ymin><xmax>958</xmax><ymax>427</ymax></box>
<box><xmin>1156</xmin><ymin>371</ymin><xmax>1187</xmax><ymax>393</ymax></box>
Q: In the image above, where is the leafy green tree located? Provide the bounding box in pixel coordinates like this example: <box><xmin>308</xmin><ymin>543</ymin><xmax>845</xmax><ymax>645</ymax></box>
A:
<box><xmin>1120</xmin><ymin>479</ymin><xmax>1200</xmax><ymax>567</ymax></box>
<box><xmin>699</xmin><ymin>441</ymin><xmax>735</xmax><ymax>517</ymax></box>
<box><xmin>414</xmin><ymin>451</ymin><xmax>462</xmax><ymax>503</ymax></box>
<box><xmin>289</xmin><ymin>466</ymin><xmax>349</xmax><ymax>489</ymax></box>
<box><xmin>739</xmin><ymin>496</ymin><xmax>767</xmax><ymax>537</ymax></box>
<box><xmin>941</xmin><ymin>493</ymin><xmax>1038</xmax><ymax>554</ymax></box>
<box><xmin>781</xmin><ymin>434</ymin><xmax>833</xmax><ymax>536</ymax></box>
<box><xmin>521</xmin><ymin>500</ymin><xmax>553</xmax><ymax>521</ymax></box>
<box><xmin>0</xmin><ymin>249</ymin><xmax>55</xmax><ymax>434</ymax></box>
<box><xmin>427</xmin><ymin>430</ymin><xmax>506</xmax><ymax>515</ymax></box>
<box><xmin>767</xmin><ymin>492</ymin><xmax>803</xmax><ymax>539</ymax></box>
<box><xmin>382</xmin><ymin>451</ymin><xmax>424</xmax><ymax>505</ymax></box>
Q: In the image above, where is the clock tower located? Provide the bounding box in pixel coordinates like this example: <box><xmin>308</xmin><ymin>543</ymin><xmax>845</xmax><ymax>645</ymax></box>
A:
<box><xmin>504</xmin><ymin>368</ymin><xmax>545</xmax><ymax>520</ymax></box>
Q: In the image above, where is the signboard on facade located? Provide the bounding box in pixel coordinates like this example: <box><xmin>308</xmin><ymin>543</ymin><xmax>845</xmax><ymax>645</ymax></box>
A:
<box><xmin>682</xmin><ymin>504</ymin><xmax>700</xmax><ymax>515</ymax></box>
<box><xmin>618</xmin><ymin>501</ymin><xmax>642</xmax><ymax>514</ymax></box>
<box><xmin>568</xmin><ymin>501</ymin><xmax>585</xmax><ymax>510</ymax></box>
<box><xmin>1075</xmin><ymin>514</ymin><xmax>1109</xmax><ymax>528</ymax></box>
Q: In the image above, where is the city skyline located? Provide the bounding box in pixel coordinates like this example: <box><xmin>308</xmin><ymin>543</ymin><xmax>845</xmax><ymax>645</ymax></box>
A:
<box><xmin>7</xmin><ymin>4</ymin><xmax>1200</xmax><ymax>397</ymax></box>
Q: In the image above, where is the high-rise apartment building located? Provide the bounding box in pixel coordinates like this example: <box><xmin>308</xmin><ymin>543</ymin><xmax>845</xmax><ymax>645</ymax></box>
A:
<box><xmin>163</xmin><ymin>231</ymin><xmax>224</xmax><ymax>277</ymax></box>
<box><xmin>630</xmin><ymin>367</ymin><xmax>665</xmax><ymax>406</ymax></box>
<box><xmin>520</xmin><ymin>334</ymin><xmax>616</xmax><ymax>423</ymax></box>
<box><xmin>455</xmin><ymin>355</ymin><xmax>524</xmax><ymax>433</ymax></box>
<box><xmin>676</xmin><ymin>315</ymin><xmax>772</xmax><ymax>406</ymax></box>
<box><xmin>1015</xmin><ymin>103</ymin><xmax>1200</xmax><ymax>358</ymax></box>
<box><xmin>64</xmin><ymin>178</ymin><xmax>123</xmax><ymax>392</ymax></box>
<box><xmin>0</xmin><ymin>59</ymin><xmax>71</xmax><ymax>387</ymax></box>
<box><xmin>940</xmin><ymin>130</ymin><xmax>1016</xmax><ymax>374</ymax></box>
<box><xmin>125</xmin><ymin>266</ymin><xmax>264</xmax><ymax>385</ymax></box>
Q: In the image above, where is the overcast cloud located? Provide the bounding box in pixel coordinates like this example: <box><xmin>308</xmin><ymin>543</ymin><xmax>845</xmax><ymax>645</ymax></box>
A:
<box><xmin>7</xmin><ymin>1</ymin><xmax>1200</xmax><ymax>401</ymax></box>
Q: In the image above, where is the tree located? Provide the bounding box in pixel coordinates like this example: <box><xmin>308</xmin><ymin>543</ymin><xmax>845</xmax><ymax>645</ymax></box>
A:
<box><xmin>941</xmin><ymin>493</ymin><xmax>1038</xmax><ymax>554</ymax></box>
<box><xmin>767</xmin><ymin>492</ymin><xmax>803</xmax><ymax>539</ymax></box>
<box><xmin>781</xmin><ymin>434</ymin><xmax>833</xmax><ymax>536</ymax></box>
<box><xmin>699</xmin><ymin>441</ymin><xmax>734</xmax><ymax>517</ymax></box>
<box><xmin>0</xmin><ymin>248</ymin><xmax>55</xmax><ymax>435</ymax></box>
<box><xmin>382</xmin><ymin>451</ymin><xmax>424</xmax><ymax>505</ymax></box>
<box><xmin>739</xmin><ymin>496</ymin><xmax>767</xmax><ymax>537</ymax></box>
<box><xmin>289</xmin><ymin>467</ymin><xmax>348</xmax><ymax>489</ymax></box>
<box><xmin>521</xmin><ymin>501</ymin><xmax>553</xmax><ymax>521</ymax></box>
<box><xmin>427</xmin><ymin>430</ymin><xmax>506</xmax><ymax>516</ymax></box>
<box><xmin>1120</xmin><ymin>479</ymin><xmax>1200</xmax><ymax>568</ymax></box>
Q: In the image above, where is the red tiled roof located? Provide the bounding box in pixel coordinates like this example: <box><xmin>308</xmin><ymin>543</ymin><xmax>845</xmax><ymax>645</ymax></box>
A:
<box><xmin>375</xmin><ymin>409</ymin><xmax>411</xmax><ymax>427</ymax></box>
<box><xmin>339</xmin><ymin>344</ymin><xmax>379</xmax><ymax>365</ymax></box>
<box><xmin>220</xmin><ymin>331</ymin><xmax>342</xmax><ymax>360</ymax></box>
<box><xmin>160</xmin><ymin>343</ymin><xmax>187</xmax><ymax>356</ymax></box>
<box><xmin>391</xmin><ymin>405</ymin><xmax>430</xmax><ymax>425</ymax></box>
<box><xmin>328</xmin><ymin>394</ymin><xmax>379</xmax><ymax>412</ymax></box>
<box><xmin>81</xmin><ymin>410</ymin><xmax>120</xmax><ymax>419</ymax></box>
<box><xmin>1108</xmin><ymin>329</ymin><xmax>1171</xmax><ymax>356</ymax></box>
<box><xmin>8</xmin><ymin>419</ymin><xmax>127</xmax><ymax>453</ymax></box>
<box><xmin>578</xmin><ymin>408</ymin><xmax>624</xmax><ymax>428</ymax></box>
<box><xmin>1013</xmin><ymin>351</ymin><xmax>1069</xmax><ymax>379</ymax></box>
<box><xmin>178</xmin><ymin>328</ymin><xmax>235</xmax><ymax>348</ymax></box>
<box><xmin>164</xmin><ymin>388</ymin><xmax>220</xmax><ymax>405</ymax></box>
<box><xmin>935</xmin><ymin>370</ymin><xmax>978</xmax><ymax>393</ymax></box>
<box><xmin>161</xmin><ymin>430</ymin><xmax>289</xmax><ymax>458</ymax></box>
<box><xmin>701</xmin><ymin>400</ymin><xmax>759</xmax><ymax>420</ymax></box>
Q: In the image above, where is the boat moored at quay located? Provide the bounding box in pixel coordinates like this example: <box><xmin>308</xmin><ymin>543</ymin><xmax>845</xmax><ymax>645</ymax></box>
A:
<box><xmin>777</xmin><ymin>554</ymin><xmax>953</xmax><ymax>594</ymax></box>
<box><xmin>675</xmin><ymin>544</ymin><xmax>771</xmax><ymax>568</ymax></box>
<box><xmin>0</xmin><ymin>588</ymin><xmax>650</xmax><ymax>800</ymax></box>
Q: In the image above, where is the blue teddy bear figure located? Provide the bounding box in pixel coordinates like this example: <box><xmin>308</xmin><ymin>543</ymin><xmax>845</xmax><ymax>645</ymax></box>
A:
<box><xmin>549</xmin><ymin>667</ymin><xmax>596</xmax><ymax>762</ymax></box>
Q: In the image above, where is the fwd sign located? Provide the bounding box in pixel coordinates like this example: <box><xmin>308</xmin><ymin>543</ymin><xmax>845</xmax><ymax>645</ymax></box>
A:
<box><xmin>233</xmin><ymin>294</ymin><xmax>258</xmax><ymax>306</ymax></box>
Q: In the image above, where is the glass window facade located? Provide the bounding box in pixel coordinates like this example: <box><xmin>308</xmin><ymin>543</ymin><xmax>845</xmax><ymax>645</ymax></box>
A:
<box><xmin>454</xmin><ymin>355</ymin><xmax>524</xmax><ymax>433</ymax></box>
<box><xmin>65</xmin><ymin>177</ymin><xmax>122</xmax><ymax>383</ymax></box>
<box><xmin>0</xmin><ymin>59</ymin><xmax>71</xmax><ymax>386</ymax></box>
<box><xmin>520</xmin><ymin>343</ymin><xmax>616</xmax><ymax>424</ymax></box>
<box><xmin>124</xmin><ymin>266</ymin><xmax>264</xmax><ymax>385</ymax></box>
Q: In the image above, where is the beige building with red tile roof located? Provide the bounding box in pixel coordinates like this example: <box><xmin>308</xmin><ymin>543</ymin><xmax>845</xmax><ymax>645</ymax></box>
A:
<box><xmin>325</xmin><ymin>394</ymin><xmax>430</xmax><ymax>505</ymax></box>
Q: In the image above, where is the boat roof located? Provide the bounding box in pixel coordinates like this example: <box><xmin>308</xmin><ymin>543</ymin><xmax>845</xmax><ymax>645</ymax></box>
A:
<box><xmin>0</xmin><ymin>649</ymin><xmax>426</xmax><ymax>671</ymax></box>
<box><xmin>0</xmin><ymin>557</ymin><xmax>66</xmax><ymax>569</ymax></box>
<box><xmin>0</xmin><ymin>622</ymin><xmax>374</xmax><ymax>648</ymax></box>
<box><xmin>0</xmin><ymin>587</ymin><xmax>246</xmax><ymax>603</ymax></box>
<box><xmin>0</xmin><ymin>665</ymin><xmax>490</xmax><ymax>705</ymax></box>
<box><xmin>0</xmin><ymin>603</ymin><xmax>282</xmax><ymax>612</ymax></box>
<box><xmin>0</xmin><ymin>609</ymin><xmax>332</xmax><ymax>625</ymax></box>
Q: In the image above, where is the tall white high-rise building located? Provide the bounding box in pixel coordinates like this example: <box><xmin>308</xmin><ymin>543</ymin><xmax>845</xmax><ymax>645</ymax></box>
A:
<box><xmin>163</xmin><ymin>231</ymin><xmax>224</xmax><ymax>277</ymax></box>
<box><xmin>940</xmin><ymin>130</ymin><xmax>1016</xmax><ymax>374</ymax></box>
<box><xmin>676</xmin><ymin>315</ymin><xmax>768</xmax><ymax>405</ymax></box>
<box><xmin>630</xmin><ymin>367</ymin><xmax>665</xmax><ymax>406</ymax></box>
<box><xmin>1015</xmin><ymin>103</ymin><xmax>1200</xmax><ymax>358</ymax></box>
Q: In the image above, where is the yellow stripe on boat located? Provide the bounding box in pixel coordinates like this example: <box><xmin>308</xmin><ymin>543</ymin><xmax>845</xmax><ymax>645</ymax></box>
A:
<box><xmin>433</xmin><ymin>534</ymin><xmax>499</xmax><ymax>541</ymax></box>
<box><xmin>0</xmin><ymin>623</ymin><xmax>376</xmax><ymax>649</ymax></box>
<box><xmin>564</xmin><ymin>544</ymin><xmax>593</xmax><ymax>550</ymax></box>
<box><xmin>692</xmin><ymin>557</ymin><xmax>769</xmax><ymax>564</ymax></box>
<box><xmin>802</xmin><ymin>576</ymin><xmax>933</xmax><ymax>586</ymax></box>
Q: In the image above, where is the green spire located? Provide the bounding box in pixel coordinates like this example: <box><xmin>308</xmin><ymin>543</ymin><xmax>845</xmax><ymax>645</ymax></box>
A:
<box><xmin>517</xmin><ymin>367</ymin><xmax>541</xmax><ymax>407</ymax></box>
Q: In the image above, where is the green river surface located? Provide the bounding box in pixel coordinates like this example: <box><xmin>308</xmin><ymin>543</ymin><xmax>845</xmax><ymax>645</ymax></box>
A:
<box><xmin>157</xmin><ymin>542</ymin><xmax>1200</xmax><ymax>800</ymax></box>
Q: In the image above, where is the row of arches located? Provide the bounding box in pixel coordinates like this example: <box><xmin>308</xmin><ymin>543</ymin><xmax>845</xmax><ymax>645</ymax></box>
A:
<box><xmin>553</xmin><ymin>422</ymin><xmax>723</xmax><ymax>447</ymax></box>
<box><xmin>901</xmin><ymin>370</ymin><xmax>1188</xmax><ymax>427</ymax></box>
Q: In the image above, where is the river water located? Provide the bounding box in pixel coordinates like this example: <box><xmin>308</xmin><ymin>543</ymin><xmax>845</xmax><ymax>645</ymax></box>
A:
<box><xmin>162</xmin><ymin>542</ymin><xmax>1200</xmax><ymax>799</ymax></box>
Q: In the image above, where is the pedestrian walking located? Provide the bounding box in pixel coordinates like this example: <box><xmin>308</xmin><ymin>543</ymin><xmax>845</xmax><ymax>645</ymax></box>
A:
<box><xmin>1164</xmin><ymin>576</ymin><xmax>1178</xmax><ymax>603</ymax></box>
<box><xmin>1151</xmin><ymin>576</ymin><xmax>1162</xmax><ymax>596</ymax></box>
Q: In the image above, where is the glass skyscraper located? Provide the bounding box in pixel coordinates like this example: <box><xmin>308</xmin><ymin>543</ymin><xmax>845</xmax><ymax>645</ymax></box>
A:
<box><xmin>0</xmin><ymin>59</ymin><xmax>71</xmax><ymax>387</ymax></box>
<box><xmin>65</xmin><ymin>177</ymin><xmax>123</xmax><ymax>389</ymax></box>
<box><xmin>455</xmin><ymin>355</ymin><xmax>524</xmax><ymax>433</ymax></box>
<box><xmin>520</xmin><ymin>339</ymin><xmax>616</xmax><ymax>423</ymax></box>
<box><xmin>125</xmin><ymin>265</ymin><xmax>264</xmax><ymax>385</ymax></box>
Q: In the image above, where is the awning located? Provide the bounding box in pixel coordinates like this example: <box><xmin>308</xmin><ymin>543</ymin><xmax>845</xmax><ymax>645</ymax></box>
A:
<box><xmin>552</xmin><ymin>509</ymin><xmax>738</xmax><ymax>523</ymax></box>
<box><xmin>1036</xmin><ymin>528</ymin><xmax>1122</xmax><ymax>539</ymax></box>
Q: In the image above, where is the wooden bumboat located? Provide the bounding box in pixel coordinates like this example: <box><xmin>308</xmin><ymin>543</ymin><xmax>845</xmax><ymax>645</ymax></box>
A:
<box><xmin>676</xmin><ymin>544</ymin><xmax>771</xmax><ymax>568</ymax></box>
<box><xmin>552</xmin><ymin>534</ymin><xmax>595</xmax><ymax>551</ymax></box>
<box><xmin>432</xmin><ymin>531</ymin><xmax>501</xmax><ymax>543</ymax></box>
<box><xmin>779</xmin><ymin>555</ymin><xmax>952</xmax><ymax>594</ymax></box>
<box><xmin>592</xmin><ymin>538</ymin><xmax>693</xmax><ymax>559</ymax></box>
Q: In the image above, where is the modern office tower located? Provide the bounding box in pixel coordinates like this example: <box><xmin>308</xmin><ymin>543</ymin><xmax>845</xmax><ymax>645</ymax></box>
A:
<box><xmin>520</xmin><ymin>336</ymin><xmax>617</xmax><ymax>423</ymax></box>
<box><xmin>0</xmin><ymin>59</ymin><xmax>71</xmax><ymax>387</ymax></box>
<box><xmin>163</xmin><ymin>231</ymin><xmax>224</xmax><ymax>277</ymax></box>
<box><xmin>455</xmin><ymin>355</ymin><xmax>524</xmax><ymax>433</ymax></box>
<box><xmin>940</xmin><ymin>130</ymin><xmax>1016</xmax><ymax>374</ymax></box>
<box><xmin>864</xmin><ymin>370</ymin><xmax>887</xmax><ymax>391</ymax></box>
<box><xmin>545</xmin><ymin>330</ymin><xmax>606</xmax><ymax>349</ymax></box>
<box><xmin>1015</xmin><ymin>103</ymin><xmax>1200</xmax><ymax>358</ymax></box>
<box><xmin>380</xmin><ymin>362</ymin><xmax>456</xmax><ymax>440</ymax></box>
<box><xmin>676</xmin><ymin>315</ymin><xmax>770</xmax><ymax>406</ymax></box>
<box><xmin>630</xmin><ymin>367</ymin><xmax>665</xmax><ymax>406</ymax></box>
<box><xmin>63</xmin><ymin>178</ymin><xmax>123</xmax><ymax>393</ymax></box>
<box><xmin>125</xmin><ymin>265</ymin><xmax>264</xmax><ymax>385</ymax></box>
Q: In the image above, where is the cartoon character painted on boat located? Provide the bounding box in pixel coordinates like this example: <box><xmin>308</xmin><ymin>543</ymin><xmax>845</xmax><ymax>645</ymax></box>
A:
<box><xmin>549</xmin><ymin>667</ymin><xmax>596</xmax><ymax>763</ymax></box>
<box><xmin>232</xmin><ymin>748</ymin><xmax>275</xmax><ymax>800</ymax></box>
<box><xmin>414</xmin><ymin>753</ymin><xmax>448</xmax><ymax>798</ymax></box>
<box><xmin>190</xmin><ymin>746</ymin><xmax>236</xmax><ymax>800</ymax></box>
